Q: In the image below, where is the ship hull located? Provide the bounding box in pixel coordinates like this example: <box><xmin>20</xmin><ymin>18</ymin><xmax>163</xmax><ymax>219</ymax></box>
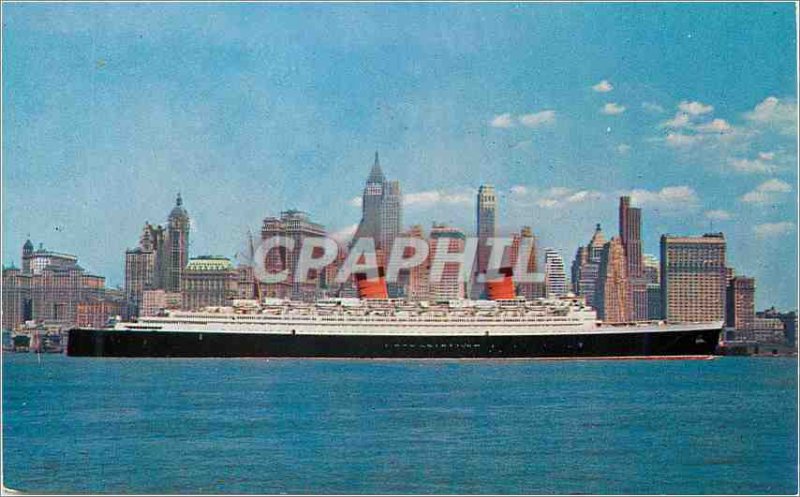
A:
<box><xmin>67</xmin><ymin>326</ymin><xmax>721</xmax><ymax>359</ymax></box>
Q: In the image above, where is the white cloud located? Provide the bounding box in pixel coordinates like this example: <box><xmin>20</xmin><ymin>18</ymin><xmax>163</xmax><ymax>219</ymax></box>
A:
<box><xmin>678</xmin><ymin>100</ymin><xmax>714</xmax><ymax>116</ymax></box>
<box><xmin>519</xmin><ymin>110</ymin><xmax>556</xmax><ymax>128</ymax></box>
<box><xmin>744</xmin><ymin>96</ymin><xmax>798</xmax><ymax>135</ymax></box>
<box><xmin>728</xmin><ymin>157</ymin><xmax>776</xmax><ymax>174</ymax></box>
<box><xmin>758</xmin><ymin>151</ymin><xmax>775</xmax><ymax>161</ymax></box>
<box><xmin>705</xmin><ymin>209</ymin><xmax>732</xmax><ymax>221</ymax></box>
<box><xmin>490</xmin><ymin>113</ymin><xmax>515</xmax><ymax>128</ymax></box>
<box><xmin>510</xmin><ymin>186</ymin><xmax>604</xmax><ymax>209</ymax></box>
<box><xmin>625</xmin><ymin>186</ymin><xmax>699</xmax><ymax>210</ymax></box>
<box><xmin>754</xmin><ymin>221</ymin><xmax>796</xmax><ymax>238</ymax></box>
<box><xmin>665</xmin><ymin>132</ymin><xmax>702</xmax><ymax>147</ymax></box>
<box><xmin>695</xmin><ymin>118</ymin><xmax>732</xmax><ymax>134</ymax></box>
<box><xmin>404</xmin><ymin>189</ymin><xmax>472</xmax><ymax>208</ymax></box>
<box><xmin>758</xmin><ymin>178</ymin><xmax>792</xmax><ymax>193</ymax></box>
<box><xmin>601</xmin><ymin>103</ymin><xmax>626</xmax><ymax>115</ymax></box>
<box><xmin>616</xmin><ymin>144</ymin><xmax>631</xmax><ymax>155</ymax></box>
<box><xmin>592</xmin><ymin>80</ymin><xmax>614</xmax><ymax>93</ymax></box>
<box><xmin>662</xmin><ymin>112</ymin><xmax>691</xmax><ymax>129</ymax></box>
<box><xmin>510</xmin><ymin>185</ymin><xmax>529</xmax><ymax>195</ymax></box>
<box><xmin>740</xmin><ymin>178</ymin><xmax>792</xmax><ymax>204</ymax></box>
<box><xmin>564</xmin><ymin>190</ymin><xmax>604</xmax><ymax>203</ymax></box>
<box><xmin>510</xmin><ymin>139</ymin><xmax>533</xmax><ymax>150</ymax></box>
<box><xmin>349</xmin><ymin>196</ymin><xmax>362</xmax><ymax>208</ymax></box>
<box><xmin>331</xmin><ymin>224</ymin><xmax>358</xmax><ymax>243</ymax></box>
<box><xmin>642</xmin><ymin>102</ymin><xmax>665</xmax><ymax>113</ymax></box>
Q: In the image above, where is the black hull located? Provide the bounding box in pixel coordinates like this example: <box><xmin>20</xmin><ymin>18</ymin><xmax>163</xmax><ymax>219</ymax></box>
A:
<box><xmin>67</xmin><ymin>327</ymin><xmax>721</xmax><ymax>359</ymax></box>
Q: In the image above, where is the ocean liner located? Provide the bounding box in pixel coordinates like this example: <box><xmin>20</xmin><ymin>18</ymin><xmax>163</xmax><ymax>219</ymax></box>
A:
<box><xmin>67</xmin><ymin>293</ymin><xmax>722</xmax><ymax>359</ymax></box>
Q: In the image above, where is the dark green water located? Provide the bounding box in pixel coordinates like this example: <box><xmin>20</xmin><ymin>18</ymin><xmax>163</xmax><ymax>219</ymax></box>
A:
<box><xmin>2</xmin><ymin>354</ymin><xmax>797</xmax><ymax>494</ymax></box>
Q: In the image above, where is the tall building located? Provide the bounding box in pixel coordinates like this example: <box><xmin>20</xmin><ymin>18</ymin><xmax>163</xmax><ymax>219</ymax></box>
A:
<box><xmin>3</xmin><ymin>241</ymin><xmax>119</xmax><ymax>330</ymax></box>
<box><xmin>757</xmin><ymin>308</ymin><xmax>798</xmax><ymax>346</ymax></box>
<box><xmin>165</xmin><ymin>193</ymin><xmax>190</xmax><ymax>292</ymax></box>
<box><xmin>643</xmin><ymin>254</ymin><xmax>660</xmax><ymax>285</ymax></box>
<box><xmin>571</xmin><ymin>224</ymin><xmax>606</xmax><ymax>307</ymax></box>
<box><xmin>260</xmin><ymin>209</ymin><xmax>327</xmax><ymax>301</ymax></box>
<box><xmin>475</xmin><ymin>185</ymin><xmax>497</xmax><ymax>297</ymax></box>
<box><xmin>124</xmin><ymin>247</ymin><xmax>155</xmax><ymax>317</ymax></box>
<box><xmin>660</xmin><ymin>233</ymin><xmax>727</xmax><ymax>323</ymax></box>
<box><xmin>182</xmin><ymin>256</ymin><xmax>239</xmax><ymax>310</ymax></box>
<box><xmin>75</xmin><ymin>292</ymin><xmax>125</xmax><ymax>328</ymax></box>
<box><xmin>354</xmin><ymin>152</ymin><xmax>403</xmax><ymax>255</ymax></box>
<box><xmin>2</xmin><ymin>265</ymin><xmax>32</xmax><ymax>330</ymax></box>
<box><xmin>429</xmin><ymin>224</ymin><xmax>467</xmax><ymax>301</ymax></box>
<box><xmin>236</xmin><ymin>265</ymin><xmax>258</xmax><ymax>300</ymax></box>
<box><xmin>381</xmin><ymin>180</ymin><xmax>403</xmax><ymax>255</ymax></box>
<box><xmin>510</xmin><ymin>226</ymin><xmax>545</xmax><ymax>300</ymax></box>
<box><xmin>544</xmin><ymin>248</ymin><xmax>567</xmax><ymax>297</ymax></box>
<box><xmin>21</xmin><ymin>239</ymin><xmax>34</xmax><ymax>273</ymax></box>
<box><xmin>596</xmin><ymin>237</ymin><xmax>632</xmax><ymax>323</ymax></box>
<box><xmin>646</xmin><ymin>284</ymin><xmax>662</xmax><ymax>320</ymax></box>
<box><xmin>400</xmin><ymin>225</ymin><xmax>430</xmax><ymax>301</ymax></box>
<box><xmin>124</xmin><ymin>196</ymin><xmax>188</xmax><ymax>316</ymax></box>
<box><xmin>22</xmin><ymin>241</ymin><xmax>78</xmax><ymax>275</ymax></box>
<box><xmin>726</xmin><ymin>276</ymin><xmax>755</xmax><ymax>331</ymax></box>
<box><xmin>619</xmin><ymin>196</ymin><xmax>647</xmax><ymax>320</ymax></box>
<box><xmin>571</xmin><ymin>246</ymin><xmax>587</xmax><ymax>297</ymax></box>
<box><xmin>751</xmin><ymin>316</ymin><xmax>786</xmax><ymax>344</ymax></box>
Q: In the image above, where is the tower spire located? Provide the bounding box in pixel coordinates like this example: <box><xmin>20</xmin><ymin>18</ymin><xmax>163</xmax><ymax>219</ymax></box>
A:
<box><xmin>176</xmin><ymin>192</ymin><xmax>182</xmax><ymax>207</ymax></box>
<box><xmin>367</xmin><ymin>151</ymin><xmax>386</xmax><ymax>183</ymax></box>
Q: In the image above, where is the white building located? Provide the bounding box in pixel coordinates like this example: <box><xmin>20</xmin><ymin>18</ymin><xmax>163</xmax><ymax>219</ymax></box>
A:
<box><xmin>544</xmin><ymin>248</ymin><xmax>567</xmax><ymax>297</ymax></box>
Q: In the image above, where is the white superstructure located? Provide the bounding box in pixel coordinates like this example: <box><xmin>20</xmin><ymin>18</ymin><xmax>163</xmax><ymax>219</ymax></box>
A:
<box><xmin>115</xmin><ymin>297</ymin><xmax>722</xmax><ymax>337</ymax></box>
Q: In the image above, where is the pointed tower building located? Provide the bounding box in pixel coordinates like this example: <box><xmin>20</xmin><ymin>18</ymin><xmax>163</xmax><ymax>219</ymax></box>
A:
<box><xmin>571</xmin><ymin>224</ymin><xmax>606</xmax><ymax>308</ymax></box>
<box><xmin>165</xmin><ymin>193</ymin><xmax>190</xmax><ymax>292</ymax></box>
<box><xmin>353</xmin><ymin>152</ymin><xmax>403</xmax><ymax>256</ymax></box>
<box><xmin>596</xmin><ymin>236</ymin><xmax>633</xmax><ymax>323</ymax></box>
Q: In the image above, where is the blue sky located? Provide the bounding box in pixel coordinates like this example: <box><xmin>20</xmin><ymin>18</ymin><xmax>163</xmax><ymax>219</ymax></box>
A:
<box><xmin>3</xmin><ymin>3</ymin><xmax>797</xmax><ymax>308</ymax></box>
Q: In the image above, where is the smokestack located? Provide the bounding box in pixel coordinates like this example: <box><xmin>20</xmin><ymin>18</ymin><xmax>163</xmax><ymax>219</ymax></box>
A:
<box><xmin>355</xmin><ymin>267</ymin><xmax>389</xmax><ymax>299</ymax></box>
<box><xmin>486</xmin><ymin>267</ymin><xmax>516</xmax><ymax>300</ymax></box>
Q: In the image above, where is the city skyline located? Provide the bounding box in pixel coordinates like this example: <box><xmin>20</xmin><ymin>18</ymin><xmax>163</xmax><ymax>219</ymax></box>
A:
<box><xmin>3</xmin><ymin>3</ymin><xmax>797</xmax><ymax>308</ymax></box>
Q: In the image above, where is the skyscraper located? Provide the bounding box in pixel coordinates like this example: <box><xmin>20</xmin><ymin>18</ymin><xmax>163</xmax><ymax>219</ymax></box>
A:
<box><xmin>510</xmin><ymin>226</ymin><xmax>545</xmax><ymax>299</ymax></box>
<box><xmin>165</xmin><ymin>193</ymin><xmax>190</xmax><ymax>292</ymax></box>
<box><xmin>544</xmin><ymin>248</ymin><xmax>567</xmax><ymax>297</ymax></box>
<box><xmin>400</xmin><ymin>225</ymin><xmax>430</xmax><ymax>301</ymax></box>
<box><xmin>354</xmin><ymin>152</ymin><xmax>402</xmax><ymax>255</ymax></box>
<box><xmin>596</xmin><ymin>237</ymin><xmax>632</xmax><ymax>323</ymax></box>
<box><xmin>124</xmin><ymin>247</ymin><xmax>155</xmax><ymax>317</ymax></box>
<box><xmin>619</xmin><ymin>196</ymin><xmax>647</xmax><ymax>320</ymax></box>
<box><xmin>571</xmin><ymin>224</ymin><xmax>605</xmax><ymax>307</ymax></box>
<box><xmin>660</xmin><ymin>233</ymin><xmax>727</xmax><ymax>323</ymax></box>
<box><xmin>726</xmin><ymin>276</ymin><xmax>755</xmax><ymax>331</ymax></box>
<box><xmin>124</xmin><ymin>195</ymin><xmax>189</xmax><ymax>316</ymax></box>
<box><xmin>429</xmin><ymin>224</ymin><xmax>467</xmax><ymax>301</ymax></box>
<box><xmin>3</xmin><ymin>240</ymin><xmax>119</xmax><ymax>329</ymax></box>
<box><xmin>475</xmin><ymin>185</ymin><xmax>497</xmax><ymax>296</ymax></box>
<box><xmin>2</xmin><ymin>265</ymin><xmax>31</xmax><ymax>330</ymax></box>
<box><xmin>381</xmin><ymin>179</ymin><xmax>403</xmax><ymax>254</ymax></box>
<box><xmin>643</xmin><ymin>253</ymin><xmax>662</xmax><ymax>320</ymax></box>
<box><xmin>260</xmin><ymin>209</ymin><xmax>327</xmax><ymax>301</ymax></box>
<box><xmin>181</xmin><ymin>256</ymin><xmax>239</xmax><ymax>310</ymax></box>
<box><xmin>643</xmin><ymin>254</ymin><xmax>660</xmax><ymax>285</ymax></box>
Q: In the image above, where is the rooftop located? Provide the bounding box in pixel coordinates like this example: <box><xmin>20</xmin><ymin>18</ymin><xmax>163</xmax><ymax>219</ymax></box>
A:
<box><xmin>186</xmin><ymin>256</ymin><xmax>234</xmax><ymax>272</ymax></box>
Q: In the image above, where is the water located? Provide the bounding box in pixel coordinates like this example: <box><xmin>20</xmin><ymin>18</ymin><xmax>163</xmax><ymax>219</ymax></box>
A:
<box><xmin>2</xmin><ymin>354</ymin><xmax>797</xmax><ymax>495</ymax></box>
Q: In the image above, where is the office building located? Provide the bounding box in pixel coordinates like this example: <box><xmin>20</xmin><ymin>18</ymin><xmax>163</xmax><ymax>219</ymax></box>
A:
<box><xmin>660</xmin><ymin>233</ymin><xmax>727</xmax><ymax>323</ymax></box>
<box><xmin>596</xmin><ymin>237</ymin><xmax>632</xmax><ymax>323</ymax></box>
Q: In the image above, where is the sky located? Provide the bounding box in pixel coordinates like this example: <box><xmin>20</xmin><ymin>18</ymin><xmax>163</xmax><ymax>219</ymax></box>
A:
<box><xmin>2</xmin><ymin>3</ymin><xmax>798</xmax><ymax>309</ymax></box>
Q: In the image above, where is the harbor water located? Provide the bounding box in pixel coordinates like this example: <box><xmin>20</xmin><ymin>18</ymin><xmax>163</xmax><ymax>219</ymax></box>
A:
<box><xmin>2</xmin><ymin>354</ymin><xmax>797</xmax><ymax>494</ymax></box>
